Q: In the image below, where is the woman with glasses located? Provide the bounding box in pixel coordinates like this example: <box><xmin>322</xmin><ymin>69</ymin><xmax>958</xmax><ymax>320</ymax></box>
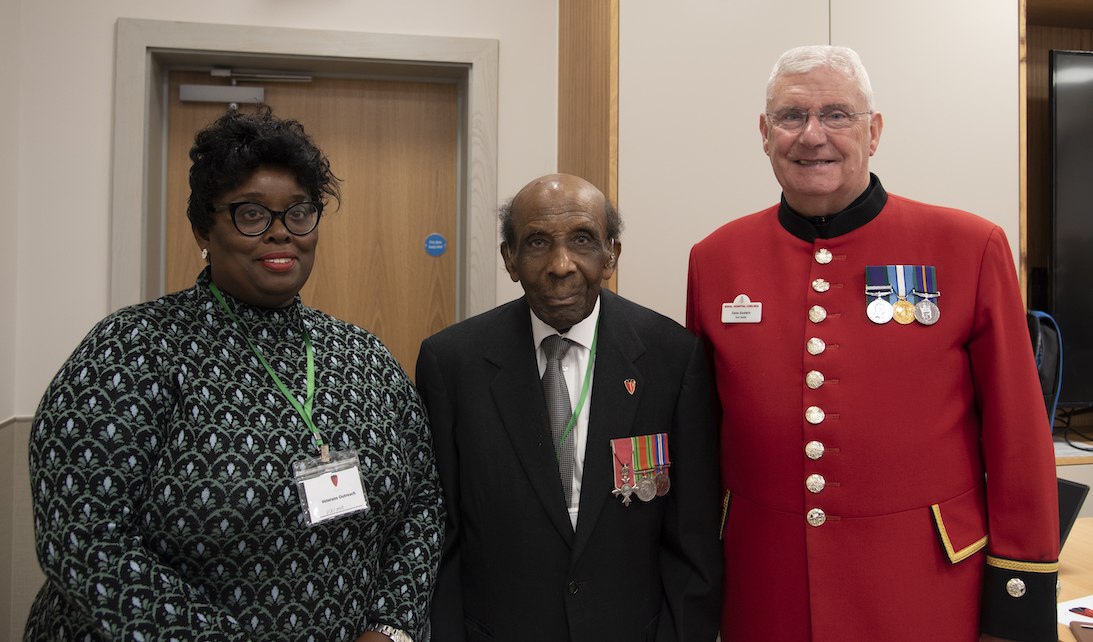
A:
<box><xmin>25</xmin><ymin>107</ymin><xmax>442</xmax><ymax>642</ymax></box>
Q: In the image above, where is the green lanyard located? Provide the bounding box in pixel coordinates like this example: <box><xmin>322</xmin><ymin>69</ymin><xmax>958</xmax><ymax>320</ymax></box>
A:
<box><xmin>208</xmin><ymin>282</ymin><xmax>326</xmax><ymax>461</ymax></box>
<box><xmin>556</xmin><ymin>322</ymin><xmax>598</xmax><ymax>461</ymax></box>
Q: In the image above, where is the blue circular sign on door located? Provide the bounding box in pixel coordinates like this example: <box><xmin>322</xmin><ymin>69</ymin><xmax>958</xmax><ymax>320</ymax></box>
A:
<box><xmin>425</xmin><ymin>233</ymin><xmax>447</xmax><ymax>257</ymax></box>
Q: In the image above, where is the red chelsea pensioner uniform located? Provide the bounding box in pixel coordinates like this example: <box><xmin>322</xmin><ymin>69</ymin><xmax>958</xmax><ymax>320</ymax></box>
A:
<box><xmin>686</xmin><ymin>177</ymin><xmax>1059</xmax><ymax>642</ymax></box>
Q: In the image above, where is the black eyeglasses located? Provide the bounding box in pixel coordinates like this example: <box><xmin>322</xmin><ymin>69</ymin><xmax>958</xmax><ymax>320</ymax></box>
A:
<box><xmin>213</xmin><ymin>201</ymin><xmax>324</xmax><ymax>236</ymax></box>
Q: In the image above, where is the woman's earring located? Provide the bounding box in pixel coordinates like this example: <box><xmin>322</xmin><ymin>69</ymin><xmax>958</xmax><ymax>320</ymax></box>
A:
<box><xmin>201</xmin><ymin>248</ymin><xmax>209</xmax><ymax>260</ymax></box>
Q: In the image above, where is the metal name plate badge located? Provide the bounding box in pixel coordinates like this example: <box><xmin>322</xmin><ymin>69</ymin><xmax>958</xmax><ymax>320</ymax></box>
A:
<box><xmin>722</xmin><ymin>294</ymin><xmax>762</xmax><ymax>324</ymax></box>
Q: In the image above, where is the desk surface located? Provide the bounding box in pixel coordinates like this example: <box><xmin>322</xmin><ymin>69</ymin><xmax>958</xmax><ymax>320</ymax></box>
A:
<box><xmin>1058</xmin><ymin>517</ymin><xmax>1093</xmax><ymax>641</ymax></box>
<box><xmin>1057</xmin><ymin>431</ymin><xmax>1093</xmax><ymax>467</ymax></box>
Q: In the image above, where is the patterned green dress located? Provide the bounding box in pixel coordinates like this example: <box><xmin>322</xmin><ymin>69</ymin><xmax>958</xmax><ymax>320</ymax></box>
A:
<box><xmin>25</xmin><ymin>269</ymin><xmax>443</xmax><ymax>642</ymax></box>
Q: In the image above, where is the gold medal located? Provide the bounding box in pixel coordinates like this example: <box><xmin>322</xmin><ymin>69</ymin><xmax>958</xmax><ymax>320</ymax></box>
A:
<box><xmin>893</xmin><ymin>300</ymin><xmax>915</xmax><ymax>324</ymax></box>
<box><xmin>890</xmin><ymin>265</ymin><xmax>916</xmax><ymax>325</ymax></box>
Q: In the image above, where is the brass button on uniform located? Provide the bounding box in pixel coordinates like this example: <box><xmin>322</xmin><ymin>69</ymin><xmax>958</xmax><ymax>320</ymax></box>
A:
<box><xmin>815</xmin><ymin>248</ymin><xmax>833</xmax><ymax>264</ymax></box>
<box><xmin>806</xmin><ymin>508</ymin><xmax>826</xmax><ymax>527</ymax></box>
<box><xmin>806</xmin><ymin>337</ymin><xmax>826</xmax><ymax>355</ymax></box>
<box><xmin>808</xmin><ymin>306</ymin><xmax>827</xmax><ymax>323</ymax></box>
<box><xmin>805</xmin><ymin>370</ymin><xmax>825</xmax><ymax>389</ymax></box>
<box><xmin>812</xmin><ymin>278</ymin><xmax>830</xmax><ymax>293</ymax></box>
<box><xmin>804</xmin><ymin>440</ymin><xmax>825</xmax><ymax>460</ymax></box>
<box><xmin>1006</xmin><ymin>578</ymin><xmax>1026</xmax><ymax>598</ymax></box>
<box><xmin>805</xmin><ymin>473</ymin><xmax>826</xmax><ymax>493</ymax></box>
<box><xmin>805</xmin><ymin>406</ymin><xmax>825</xmax><ymax>424</ymax></box>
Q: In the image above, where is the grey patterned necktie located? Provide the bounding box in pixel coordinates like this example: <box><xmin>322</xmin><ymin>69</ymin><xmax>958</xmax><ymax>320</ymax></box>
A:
<box><xmin>541</xmin><ymin>334</ymin><xmax>575</xmax><ymax>506</ymax></box>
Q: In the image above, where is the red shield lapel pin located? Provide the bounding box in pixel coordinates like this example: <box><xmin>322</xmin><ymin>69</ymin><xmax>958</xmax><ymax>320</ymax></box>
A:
<box><xmin>330</xmin><ymin>474</ymin><xmax>339</xmax><ymax>487</ymax></box>
<box><xmin>624</xmin><ymin>378</ymin><xmax>636</xmax><ymax>395</ymax></box>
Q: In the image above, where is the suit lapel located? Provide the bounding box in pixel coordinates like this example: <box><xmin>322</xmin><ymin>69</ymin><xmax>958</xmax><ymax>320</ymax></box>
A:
<box><xmin>487</xmin><ymin>299</ymin><xmax>575</xmax><ymax>545</ymax></box>
<box><xmin>573</xmin><ymin>291</ymin><xmax>645</xmax><ymax>557</ymax></box>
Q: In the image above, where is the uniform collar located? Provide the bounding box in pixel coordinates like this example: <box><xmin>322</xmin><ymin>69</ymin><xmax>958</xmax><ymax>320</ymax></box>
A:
<box><xmin>778</xmin><ymin>173</ymin><xmax>888</xmax><ymax>242</ymax></box>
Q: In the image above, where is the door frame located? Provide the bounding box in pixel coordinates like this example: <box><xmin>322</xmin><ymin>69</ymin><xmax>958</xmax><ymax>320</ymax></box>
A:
<box><xmin>112</xmin><ymin>17</ymin><xmax>498</xmax><ymax>321</ymax></box>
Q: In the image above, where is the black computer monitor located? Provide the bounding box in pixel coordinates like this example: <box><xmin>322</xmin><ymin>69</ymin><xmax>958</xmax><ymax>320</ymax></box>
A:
<box><xmin>1059</xmin><ymin>477</ymin><xmax>1089</xmax><ymax>549</ymax></box>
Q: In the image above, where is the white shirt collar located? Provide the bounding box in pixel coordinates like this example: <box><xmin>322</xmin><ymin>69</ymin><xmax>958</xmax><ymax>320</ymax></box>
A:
<box><xmin>530</xmin><ymin>296</ymin><xmax>600</xmax><ymax>351</ymax></box>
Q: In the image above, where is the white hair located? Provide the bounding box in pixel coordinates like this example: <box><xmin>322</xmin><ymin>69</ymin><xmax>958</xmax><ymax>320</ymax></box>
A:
<box><xmin>765</xmin><ymin>45</ymin><xmax>875</xmax><ymax>111</ymax></box>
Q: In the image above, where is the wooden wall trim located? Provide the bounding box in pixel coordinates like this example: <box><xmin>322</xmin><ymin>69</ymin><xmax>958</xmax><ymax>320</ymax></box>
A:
<box><xmin>1020</xmin><ymin>0</ymin><xmax>1029</xmax><ymax>306</ymax></box>
<box><xmin>558</xmin><ymin>0</ymin><xmax>620</xmax><ymax>290</ymax></box>
<box><xmin>609</xmin><ymin>0</ymin><xmax>619</xmax><ymax>204</ymax></box>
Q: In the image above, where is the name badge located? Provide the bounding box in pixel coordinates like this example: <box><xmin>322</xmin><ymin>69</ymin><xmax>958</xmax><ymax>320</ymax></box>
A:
<box><xmin>293</xmin><ymin>448</ymin><xmax>370</xmax><ymax>526</ymax></box>
<box><xmin>722</xmin><ymin>294</ymin><xmax>762</xmax><ymax>324</ymax></box>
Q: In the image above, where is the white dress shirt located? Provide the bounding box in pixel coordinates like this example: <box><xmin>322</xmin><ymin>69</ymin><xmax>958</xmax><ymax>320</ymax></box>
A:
<box><xmin>530</xmin><ymin>297</ymin><xmax>600</xmax><ymax>530</ymax></box>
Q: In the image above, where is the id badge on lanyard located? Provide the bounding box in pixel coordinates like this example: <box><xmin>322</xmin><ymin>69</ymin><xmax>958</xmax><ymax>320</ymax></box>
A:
<box><xmin>293</xmin><ymin>449</ymin><xmax>370</xmax><ymax>526</ymax></box>
<box><xmin>209</xmin><ymin>282</ymin><xmax>371</xmax><ymax>527</ymax></box>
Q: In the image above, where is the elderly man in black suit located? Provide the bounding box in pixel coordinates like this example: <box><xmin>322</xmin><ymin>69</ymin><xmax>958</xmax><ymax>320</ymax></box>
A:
<box><xmin>415</xmin><ymin>173</ymin><xmax>722</xmax><ymax>641</ymax></box>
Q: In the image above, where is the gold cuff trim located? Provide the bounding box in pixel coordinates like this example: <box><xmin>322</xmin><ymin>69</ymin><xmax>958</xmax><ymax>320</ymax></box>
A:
<box><xmin>719</xmin><ymin>491</ymin><xmax>731</xmax><ymax>540</ymax></box>
<box><xmin>986</xmin><ymin>555</ymin><xmax>1059</xmax><ymax>574</ymax></box>
<box><xmin>931</xmin><ymin>504</ymin><xmax>988</xmax><ymax>563</ymax></box>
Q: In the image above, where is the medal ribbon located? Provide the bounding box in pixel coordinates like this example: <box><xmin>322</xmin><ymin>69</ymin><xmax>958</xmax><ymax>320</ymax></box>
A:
<box><xmin>865</xmin><ymin>266</ymin><xmax>893</xmax><ymax>302</ymax></box>
<box><xmin>209</xmin><ymin>282</ymin><xmax>324</xmax><ymax>460</ymax></box>
<box><xmin>632</xmin><ymin>433</ymin><xmax>670</xmax><ymax>472</ymax></box>
<box><xmin>556</xmin><ymin>322</ymin><xmax>598</xmax><ymax>462</ymax></box>
<box><xmin>914</xmin><ymin>265</ymin><xmax>938</xmax><ymax>297</ymax></box>
<box><xmin>634</xmin><ymin>434</ymin><xmax>655</xmax><ymax>472</ymax></box>
<box><xmin>611</xmin><ymin>437</ymin><xmax>634</xmax><ymax>484</ymax></box>
<box><xmin>888</xmin><ymin>265</ymin><xmax>913</xmax><ymax>302</ymax></box>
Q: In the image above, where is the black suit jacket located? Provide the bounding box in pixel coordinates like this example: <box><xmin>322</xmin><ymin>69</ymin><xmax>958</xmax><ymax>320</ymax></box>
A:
<box><xmin>416</xmin><ymin>290</ymin><xmax>722</xmax><ymax>642</ymax></box>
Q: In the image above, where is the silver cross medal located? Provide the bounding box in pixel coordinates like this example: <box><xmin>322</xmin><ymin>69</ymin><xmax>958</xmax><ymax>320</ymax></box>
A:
<box><xmin>612</xmin><ymin>463</ymin><xmax>635</xmax><ymax>506</ymax></box>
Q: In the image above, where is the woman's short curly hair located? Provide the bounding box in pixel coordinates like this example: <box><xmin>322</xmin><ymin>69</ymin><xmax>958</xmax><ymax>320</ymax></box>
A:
<box><xmin>187</xmin><ymin>106</ymin><xmax>341</xmax><ymax>235</ymax></box>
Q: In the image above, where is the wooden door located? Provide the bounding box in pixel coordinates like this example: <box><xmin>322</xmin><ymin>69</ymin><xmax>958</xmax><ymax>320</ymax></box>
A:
<box><xmin>165</xmin><ymin>71</ymin><xmax>458</xmax><ymax>377</ymax></box>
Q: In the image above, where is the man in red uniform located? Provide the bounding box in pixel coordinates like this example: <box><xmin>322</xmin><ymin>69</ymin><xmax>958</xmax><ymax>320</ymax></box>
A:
<box><xmin>686</xmin><ymin>45</ymin><xmax>1059</xmax><ymax>642</ymax></box>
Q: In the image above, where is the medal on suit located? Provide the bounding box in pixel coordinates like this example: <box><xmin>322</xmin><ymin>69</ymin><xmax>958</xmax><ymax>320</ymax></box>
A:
<box><xmin>612</xmin><ymin>434</ymin><xmax>672</xmax><ymax>505</ymax></box>
<box><xmin>633</xmin><ymin>435</ymin><xmax>656</xmax><ymax>502</ymax></box>
<box><xmin>890</xmin><ymin>265</ymin><xmax>917</xmax><ymax>325</ymax></box>
<box><xmin>912</xmin><ymin>265</ymin><xmax>941</xmax><ymax>326</ymax></box>
<box><xmin>649</xmin><ymin>433</ymin><xmax>672</xmax><ymax>498</ymax></box>
<box><xmin>612</xmin><ymin>478</ymin><xmax>635</xmax><ymax>506</ymax></box>
<box><xmin>893</xmin><ymin>300</ymin><xmax>915</xmax><ymax>324</ymax></box>
<box><xmin>655</xmin><ymin>470</ymin><xmax>671</xmax><ymax>496</ymax></box>
<box><xmin>638</xmin><ymin>433</ymin><xmax>668</xmax><ymax>503</ymax></box>
<box><xmin>865</xmin><ymin>266</ymin><xmax>894</xmax><ymax>324</ymax></box>
<box><xmin>611</xmin><ymin>438</ymin><xmax>636</xmax><ymax>506</ymax></box>
<box><xmin>866</xmin><ymin>292</ymin><xmax>894</xmax><ymax>324</ymax></box>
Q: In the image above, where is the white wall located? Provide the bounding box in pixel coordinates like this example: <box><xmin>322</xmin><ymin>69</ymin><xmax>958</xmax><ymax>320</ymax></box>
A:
<box><xmin>10</xmin><ymin>0</ymin><xmax>553</xmax><ymax>420</ymax></box>
<box><xmin>838</xmin><ymin>0</ymin><xmax>1020</xmax><ymax>245</ymax></box>
<box><xmin>1</xmin><ymin>0</ymin><xmax>23</xmax><ymax>629</ymax></box>
<box><xmin>617</xmin><ymin>0</ymin><xmax>1020</xmax><ymax>324</ymax></box>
